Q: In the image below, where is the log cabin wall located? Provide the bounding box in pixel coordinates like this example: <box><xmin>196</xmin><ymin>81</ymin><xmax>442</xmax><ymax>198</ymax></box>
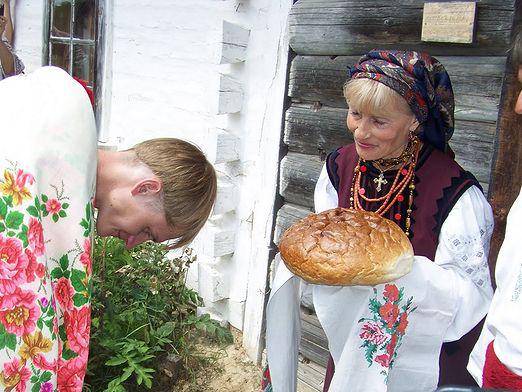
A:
<box><xmin>271</xmin><ymin>0</ymin><xmax>521</xmax><ymax>389</ymax></box>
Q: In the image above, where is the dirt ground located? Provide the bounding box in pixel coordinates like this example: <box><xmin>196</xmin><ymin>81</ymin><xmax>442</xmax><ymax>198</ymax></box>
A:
<box><xmin>176</xmin><ymin>328</ymin><xmax>262</xmax><ymax>392</ymax></box>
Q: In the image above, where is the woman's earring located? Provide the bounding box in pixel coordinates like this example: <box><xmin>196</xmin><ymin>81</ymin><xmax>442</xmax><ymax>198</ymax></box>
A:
<box><xmin>409</xmin><ymin>121</ymin><xmax>419</xmax><ymax>140</ymax></box>
<box><xmin>409</xmin><ymin>124</ymin><xmax>419</xmax><ymax>141</ymax></box>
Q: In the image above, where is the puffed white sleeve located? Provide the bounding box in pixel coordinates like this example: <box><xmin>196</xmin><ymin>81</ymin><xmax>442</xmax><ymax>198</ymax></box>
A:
<box><xmin>314</xmin><ymin>164</ymin><xmax>339</xmax><ymax>213</ymax></box>
<box><xmin>434</xmin><ymin>185</ymin><xmax>494</xmax><ymax>341</ymax></box>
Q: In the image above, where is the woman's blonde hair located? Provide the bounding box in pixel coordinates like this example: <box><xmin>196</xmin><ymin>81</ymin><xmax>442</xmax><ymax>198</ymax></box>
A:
<box><xmin>343</xmin><ymin>78</ymin><xmax>413</xmax><ymax>117</ymax></box>
<box><xmin>132</xmin><ymin>138</ymin><xmax>217</xmax><ymax>249</ymax></box>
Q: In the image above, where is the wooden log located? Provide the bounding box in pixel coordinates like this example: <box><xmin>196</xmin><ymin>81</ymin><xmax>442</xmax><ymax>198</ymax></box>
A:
<box><xmin>288</xmin><ymin>55</ymin><xmax>359</xmax><ymax>108</ymax></box>
<box><xmin>298</xmin><ymin>359</ymin><xmax>326</xmax><ymax>392</ymax></box>
<box><xmin>300</xmin><ymin>308</ymin><xmax>329</xmax><ymax>367</ymax></box>
<box><xmin>487</xmin><ymin>63</ymin><xmax>522</xmax><ymax>283</ymax></box>
<box><xmin>301</xmin><ymin>308</ymin><xmax>329</xmax><ymax>349</ymax></box>
<box><xmin>451</xmin><ymin>120</ymin><xmax>496</xmax><ymax>194</ymax></box>
<box><xmin>288</xmin><ymin>0</ymin><xmax>517</xmax><ymax>56</ymax></box>
<box><xmin>279</xmin><ymin>153</ymin><xmax>324</xmax><ymax>208</ymax></box>
<box><xmin>288</xmin><ymin>55</ymin><xmax>505</xmax><ymax>122</ymax></box>
<box><xmin>284</xmin><ymin>105</ymin><xmax>495</xmax><ymax>191</ymax></box>
<box><xmin>300</xmin><ymin>336</ymin><xmax>329</xmax><ymax>368</ymax></box>
<box><xmin>284</xmin><ymin>105</ymin><xmax>351</xmax><ymax>158</ymax></box>
<box><xmin>274</xmin><ymin>202</ymin><xmax>312</xmax><ymax>245</ymax></box>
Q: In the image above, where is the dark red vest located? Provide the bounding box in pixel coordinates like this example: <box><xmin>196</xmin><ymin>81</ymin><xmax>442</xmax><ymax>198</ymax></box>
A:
<box><xmin>324</xmin><ymin>143</ymin><xmax>485</xmax><ymax>387</ymax></box>
<box><xmin>326</xmin><ymin>143</ymin><xmax>479</xmax><ymax>260</ymax></box>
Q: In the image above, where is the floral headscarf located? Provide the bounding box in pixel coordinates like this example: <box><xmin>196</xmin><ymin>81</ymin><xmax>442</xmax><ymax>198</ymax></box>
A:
<box><xmin>348</xmin><ymin>49</ymin><xmax>455</xmax><ymax>152</ymax></box>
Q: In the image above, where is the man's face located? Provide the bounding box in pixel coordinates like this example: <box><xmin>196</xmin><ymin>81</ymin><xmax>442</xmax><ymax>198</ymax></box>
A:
<box><xmin>515</xmin><ymin>66</ymin><xmax>522</xmax><ymax>115</ymax></box>
<box><xmin>95</xmin><ymin>190</ymin><xmax>178</xmax><ymax>249</ymax></box>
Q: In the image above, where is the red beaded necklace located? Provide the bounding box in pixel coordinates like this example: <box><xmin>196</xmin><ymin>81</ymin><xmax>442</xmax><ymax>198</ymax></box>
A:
<box><xmin>350</xmin><ymin>137</ymin><xmax>421</xmax><ymax>237</ymax></box>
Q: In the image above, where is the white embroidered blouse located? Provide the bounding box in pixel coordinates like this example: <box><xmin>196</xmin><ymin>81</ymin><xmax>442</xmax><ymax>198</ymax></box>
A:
<box><xmin>468</xmin><ymin>187</ymin><xmax>522</xmax><ymax>382</ymax></box>
<box><xmin>266</xmin><ymin>164</ymin><xmax>494</xmax><ymax>392</ymax></box>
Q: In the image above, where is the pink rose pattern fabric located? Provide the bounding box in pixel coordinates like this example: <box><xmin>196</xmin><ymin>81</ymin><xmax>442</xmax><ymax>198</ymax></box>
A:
<box><xmin>358</xmin><ymin>284</ymin><xmax>416</xmax><ymax>383</ymax></box>
<box><xmin>0</xmin><ymin>164</ymin><xmax>93</xmax><ymax>391</ymax></box>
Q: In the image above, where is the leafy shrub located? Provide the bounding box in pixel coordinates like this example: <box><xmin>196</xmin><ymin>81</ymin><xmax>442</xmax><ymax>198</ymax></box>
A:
<box><xmin>84</xmin><ymin>236</ymin><xmax>232</xmax><ymax>392</ymax></box>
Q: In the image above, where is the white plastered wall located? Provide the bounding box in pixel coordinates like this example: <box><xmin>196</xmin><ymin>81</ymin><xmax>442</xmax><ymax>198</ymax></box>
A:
<box><xmin>10</xmin><ymin>0</ymin><xmax>292</xmax><ymax>362</ymax></box>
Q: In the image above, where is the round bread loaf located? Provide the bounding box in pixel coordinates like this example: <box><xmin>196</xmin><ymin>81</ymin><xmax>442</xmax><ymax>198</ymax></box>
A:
<box><xmin>279</xmin><ymin>208</ymin><xmax>414</xmax><ymax>286</ymax></box>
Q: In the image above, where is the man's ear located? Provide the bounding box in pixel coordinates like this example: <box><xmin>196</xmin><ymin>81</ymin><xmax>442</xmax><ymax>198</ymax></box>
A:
<box><xmin>131</xmin><ymin>178</ymin><xmax>162</xmax><ymax>196</ymax></box>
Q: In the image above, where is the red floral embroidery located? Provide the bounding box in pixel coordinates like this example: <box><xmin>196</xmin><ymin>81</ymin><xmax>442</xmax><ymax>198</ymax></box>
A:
<box><xmin>359</xmin><ymin>322</ymin><xmax>387</xmax><ymax>345</ymax></box>
<box><xmin>64</xmin><ymin>306</ymin><xmax>91</xmax><ymax>355</ymax></box>
<box><xmin>79</xmin><ymin>238</ymin><xmax>92</xmax><ymax>275</ymax></box>
<box><xmin>0</xmin><ymin>357</ymin><xmax>32</xmax><ymax>391</ymax></box>
<box><xmin>383</xmin><ymin>284</ymin><xmax>400</xmax><ymax>302</ymax></box>
<box><xmin>24</xmin><ymin>248</ymin><xmax>38</xmax><ymax>283</ymax></box>
<box><xmin>0</xmin><ymin>235</ymin><xmax>29</xmax><ymax>293</ymax></box>
<box><xmin>375</xmin><ymin>353</ymin><xmax>391</xmax><ymax>368</ymax></box>
<box><xmin>0</xmin><ymin>288</ymin><xmax>41</xmax><ymax>336</ymax></box>
<box><xmin>397</xmin><ymin>312</ymin><xmax>409</xmax><ymax>335</ymax></box>
<box><xmin>36</xmin><ymin>263</ymin><xmax>45</xmax><ymax>279</ymax></box>
<box><xmin>15</xmin><ymin>169</ymin><xmax>35</xmax><ymax>189</ymax></box>
<box><xmin>386</xmin><ymin>333</ymin><xmax>398</xmax><ymax>357</ymax></box>
<box><xmin>54</xmin><ymin>278</ymin><xmax>75</xmax><ymax>311</ymax></box>
<box><xmin>33</xmin><ymin>353</ymin><xmax>57</xmax><ymax>372</ymax></box>
<box><xmin>45</xmin><ymin>198</ymin><xmax>62</xmax><ymax>214</ymax></box>
<box><xmin>0</xmin><ymin>163</ymin><xmax>93</xmax><ymax>389</ymax></box>
<box><xmin>58</xmin><ymin>355</ymin><xmax>88</xmax><ymax>392</ymax></box>
<box><xmin>358</xmin><ymin>284</ymin><xmax>416</xmax><ymax>381</ymax></box>
<box><xmin>27</xmin><ymin>217</ymin><xmax>45</xmax><ymax>256</ymax></box>
<box><xmin>379</xmin><ymin>302</ymin><xmax>400</xmax><ymax>329</ymax></box>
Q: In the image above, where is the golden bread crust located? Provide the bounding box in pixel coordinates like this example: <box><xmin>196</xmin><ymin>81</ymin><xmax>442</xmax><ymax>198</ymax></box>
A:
<box><xmin>279</xmin><ymin>208</ymin><xmax>414</xmax><ymax>286</ymax></box>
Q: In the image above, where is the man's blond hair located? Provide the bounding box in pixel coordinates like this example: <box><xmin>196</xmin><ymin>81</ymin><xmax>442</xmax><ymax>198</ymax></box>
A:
<box><xmin>132</xmin><ymin>138</ymin><xmax>217</xmax><ymax>249</ymax></box>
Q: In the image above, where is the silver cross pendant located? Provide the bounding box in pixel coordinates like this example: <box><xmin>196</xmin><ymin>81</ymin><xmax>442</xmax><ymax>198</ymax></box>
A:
<box><xmin>373</xmin><ymin>172</ymin><xmax>388</xmax><ymax>192</ymax></box>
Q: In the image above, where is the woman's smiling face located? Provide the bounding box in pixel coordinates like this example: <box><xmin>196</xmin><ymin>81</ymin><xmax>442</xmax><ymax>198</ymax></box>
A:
<box><xmin>347</xmin><ymin>97</ymin><xmax>419</xmax><ymax>161</ymax></box>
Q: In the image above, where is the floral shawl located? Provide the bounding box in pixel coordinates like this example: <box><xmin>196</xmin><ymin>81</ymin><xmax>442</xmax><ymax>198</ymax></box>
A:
<box><xmin>0</xmin><ymin>66</ymin><xmax>96</xmax><ymax>391</ymax></box>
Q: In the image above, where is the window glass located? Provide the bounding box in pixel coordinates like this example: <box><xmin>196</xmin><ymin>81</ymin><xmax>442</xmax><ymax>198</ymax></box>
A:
<box><xmin>73</xmin><ymin>44</ymin><xmax>95</xmax><ymax>85</ymax></box>
<box><xmin>52</xmin><ymin>0</ymin><xmax>72</xmax><ymax>37</ymax></box>
<box><xmin>47</xmin><ymin>1</ymin><xmax>98</xmax><ymax>85</ymax></box>
<box><xmin>50</xmin><ymin>42</ymin><xmax>70</xmax><ymax>71</ymax></box>
<box><xmin>74</xmin><ymin>0</ymin><xmax>96</xmax><ymax>39</ymax></box>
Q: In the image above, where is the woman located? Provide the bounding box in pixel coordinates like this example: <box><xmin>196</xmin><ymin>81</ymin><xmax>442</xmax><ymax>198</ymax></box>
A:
<box><xmin>0</xmin><ymin>0</ymin><xmax>23</xmax><ymax>80</ymax></box>
<box><xmin>0</xmin><ymin>66</ymin><xmax>217</xmax><ymax>391</ymax></box>
<box><xmin>0</xmin><ymin>67</ymin><xmax>96</xmax><ymax>391</ymax></box>
<box><xmin>265</xmin><ymin>50</ymin><xmax>493</xmax><ymax>391</ymax></box>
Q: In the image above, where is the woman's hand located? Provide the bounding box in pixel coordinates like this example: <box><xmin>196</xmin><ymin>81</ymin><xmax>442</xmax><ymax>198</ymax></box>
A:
<box><xmin>0</xmin><ymin>16</ymin><xmax>6</xmax><ymax>36</ymax></box>
<box><xmin>1</xmin><ymin>1</ymin><xmax>13</xmax><ymax>44</ymax></box>
<box><xmin>0</xmin><ymin>16</ymin><xmax>15</xmax><ymax>76</ymax></box>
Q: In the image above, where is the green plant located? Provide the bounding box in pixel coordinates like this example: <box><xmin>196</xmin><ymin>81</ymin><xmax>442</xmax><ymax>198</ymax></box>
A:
<box><xmin>84</xmin><ymin>237</ymin><xmax>232</xmax><ymax>392</ymax></box>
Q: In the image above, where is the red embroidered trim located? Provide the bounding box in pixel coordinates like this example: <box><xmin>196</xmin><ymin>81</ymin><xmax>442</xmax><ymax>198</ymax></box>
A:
<box><xmin>483</xmin><ymin>340</ymin><xmax>522</xmax><ymax>390</ymax></box>
<box><xmin>261</xmin><ymin>365</ymin><xmax>272</xmax><ymax>389</ymax></box>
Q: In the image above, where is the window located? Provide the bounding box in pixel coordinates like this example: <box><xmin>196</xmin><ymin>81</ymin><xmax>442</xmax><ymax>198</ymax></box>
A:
<box><xmin>44</xmin><ymin>0</ymin><xmax>98</xmax><ymax>91</ymax></box>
